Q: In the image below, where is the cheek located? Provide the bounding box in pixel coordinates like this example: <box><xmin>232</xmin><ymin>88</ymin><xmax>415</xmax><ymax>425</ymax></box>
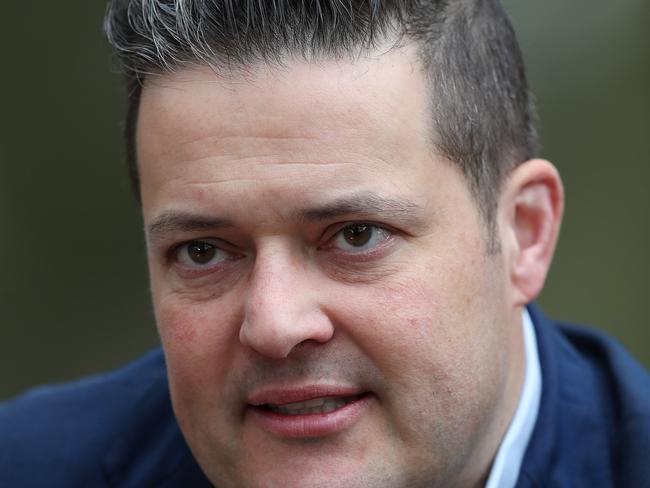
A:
<box><xmin>325</xmin><ymin>274</ymin><xmax>444</xmax><ymax>384</ymax></box>
<box><xmin>154</xmin><ymin>292</ymin><xmax>242</xmax><ymax>396</ymax></box>
<box><xmin>327</xmin><ymin>242</ymin><xmax>506</xmax><ymax>392</ymax></box>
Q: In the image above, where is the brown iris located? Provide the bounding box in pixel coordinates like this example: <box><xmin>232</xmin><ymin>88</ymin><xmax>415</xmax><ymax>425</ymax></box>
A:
<box><xmin>342</xmin><ymin>224</ymin><xmax>373</xmax><ymax>247</ymax></box>
<box><xmin>187</xmin><ymin>241</ymin><xmax>217</xmax><ymax>264</ymax></box>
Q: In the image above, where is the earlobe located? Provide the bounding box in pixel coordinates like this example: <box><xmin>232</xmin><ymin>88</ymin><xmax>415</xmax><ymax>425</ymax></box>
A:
<box><xmin>501</xmin><ymin>159</ymin><xmax>564</xmax><ymax>305</ymax></box>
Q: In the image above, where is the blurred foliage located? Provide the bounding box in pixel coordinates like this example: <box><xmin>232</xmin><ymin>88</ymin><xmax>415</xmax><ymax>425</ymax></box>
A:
<box><xmin>0</xmin><ymin>0</ymin><xmax>648</xmax><ymax>400</ymax></box>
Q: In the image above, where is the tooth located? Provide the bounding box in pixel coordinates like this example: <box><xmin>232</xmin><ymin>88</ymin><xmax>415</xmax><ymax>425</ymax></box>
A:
<box><xmin>265</xmin><ymin>394</ymin><xmax>362</xmax><ymax>415</ymax></box>
<box><xmin>322</xmin><ymin>402</ymin><xmax>338</xmax><ymax>413</ymax></box>
<box><xmin>284</xmin><ymin>402</ymin><xmax>306</xmax><ymax>411</ymax></box>
<box><xmin>303</xmin><ymin>398</ymin><xmax>326</xmax><ymax>408</ymax></box>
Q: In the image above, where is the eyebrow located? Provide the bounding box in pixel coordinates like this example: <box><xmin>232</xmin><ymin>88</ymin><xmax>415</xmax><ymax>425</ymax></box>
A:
<box><xmin>298</xmin><ymin>193</ymin><xmax>425</xmax><ymax>225</ymax></box>
<box><xmin>147</xmin><ymin>193</ymin><xmax>425</xmax><ymax>240</ymax></box>
<box><xmin>147</xmin><ymin>212</ymin><xmax>235</xmax><ymax>241</ymax></box>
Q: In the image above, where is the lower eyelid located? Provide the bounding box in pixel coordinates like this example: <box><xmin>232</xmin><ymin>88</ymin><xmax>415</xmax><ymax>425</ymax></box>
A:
<box><xmin>330</xmin><ymin>234</ymin><xmax>395</xmax><ymax>260</ymax></box>
<box><xmin>173</xmin><ymin>255</ymin><xmax>242</xmax><ymax>280</ymax></box>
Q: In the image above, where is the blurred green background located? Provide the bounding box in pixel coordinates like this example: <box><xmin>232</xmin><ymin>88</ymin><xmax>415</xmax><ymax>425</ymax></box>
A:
<box><xmin>1</xmin><ymin>1</ymin><xmax>648</xmax><ymax>400</ymax></box>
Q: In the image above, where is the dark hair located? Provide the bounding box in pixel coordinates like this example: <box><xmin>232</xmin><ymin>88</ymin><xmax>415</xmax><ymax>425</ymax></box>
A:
<box><xmin>104</xmin><ymin>0</ymin><xmax>537</xmax><ymax>233</ymax></box>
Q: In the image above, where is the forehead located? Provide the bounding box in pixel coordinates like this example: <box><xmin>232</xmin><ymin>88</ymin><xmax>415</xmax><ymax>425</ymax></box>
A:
<box><xmin>137</xmin><ymin>44</ymin><xmax>428</xmax><ymax>142</ymax></box>
<box><xmin>135</xmin><ymin>45</ymin><xmax>457</xmax><ymax>223</ymax></box>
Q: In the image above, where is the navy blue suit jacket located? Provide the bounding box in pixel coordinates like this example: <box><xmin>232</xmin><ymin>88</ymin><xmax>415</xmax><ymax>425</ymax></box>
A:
<box><xmin>1</xmin><ymin>305</ymin><xmax>649</xmax><ymax>487</ymax></box>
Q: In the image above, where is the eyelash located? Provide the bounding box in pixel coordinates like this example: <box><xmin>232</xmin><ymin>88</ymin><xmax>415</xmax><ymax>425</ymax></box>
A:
<box><xmin>168</xmin><ymin>223</ymin><xmax>394</xmax><ymax>275</ymax></box>
<box><xmin>167</xmin><ymin>239</ymin><xmax>242</xmax><ymax>276</ymax></box>
<box><xmin>320</xmin><ymin>223</ymin><xmax>393</xmax><ymax>255</ymax></box>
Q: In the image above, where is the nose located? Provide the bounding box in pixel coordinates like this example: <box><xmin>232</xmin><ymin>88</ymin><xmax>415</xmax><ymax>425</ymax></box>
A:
<box><xmin>239</xmin><ymin>246</ymin><xmax>334</xmax><ymax>359</ymax></box>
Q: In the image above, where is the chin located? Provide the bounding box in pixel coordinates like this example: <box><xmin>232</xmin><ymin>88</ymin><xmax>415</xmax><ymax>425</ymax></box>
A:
<box><xmin>200</xmin><ymin>441</ymin><xmax>443</xmax><ymax>488</ymax></box>
<box><xmin>224</xmin><ymin>462</ymin><xmax>400</xmax><ymax>488</ymax></box>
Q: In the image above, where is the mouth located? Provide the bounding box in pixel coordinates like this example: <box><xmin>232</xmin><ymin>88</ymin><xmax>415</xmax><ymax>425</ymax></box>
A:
<box><xmin>247</xmin><ymin>388</ymin><xmax>372</xmax><ymax>438</ymax></box>
<box><xmin>259</xmin><ymin>393</ymin><xmax>366</xmax><ymax>415</ymax></box>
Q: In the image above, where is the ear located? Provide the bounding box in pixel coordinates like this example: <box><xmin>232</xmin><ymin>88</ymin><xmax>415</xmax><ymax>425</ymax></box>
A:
<box><xmin>498</xmin><ymin>159</ymin><xmax>564</xmax><ymax>306</ymax></box>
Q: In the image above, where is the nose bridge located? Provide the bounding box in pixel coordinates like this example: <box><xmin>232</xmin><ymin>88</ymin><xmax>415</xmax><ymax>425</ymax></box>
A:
<box><xmin>240</xmin><ymin>241</ymin><xmax>333</xmax><ymax>358</ymax></box>
<box><xmin>248</xmin><ymin>245</ymin><xmax>294</xmax><ymax>316</ymax></box>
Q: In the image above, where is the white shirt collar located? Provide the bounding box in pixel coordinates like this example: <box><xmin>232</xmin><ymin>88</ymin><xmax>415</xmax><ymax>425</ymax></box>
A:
<box><xmin>484</xmin><ymin>309</ymin><xmax>542</xmax><ymax>488</ymax></box>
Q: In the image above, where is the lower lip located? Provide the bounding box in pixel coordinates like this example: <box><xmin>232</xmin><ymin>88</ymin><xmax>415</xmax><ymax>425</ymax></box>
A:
<box><xmin>247</xmin><ymin>394</ymin><xmax>372</xmax><ymax>438</ymax></box>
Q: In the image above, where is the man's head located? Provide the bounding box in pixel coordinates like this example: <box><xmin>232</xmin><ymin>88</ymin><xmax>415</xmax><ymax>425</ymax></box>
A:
<box><xmin>105</xmin><ymin>1</ymin><xmax>563</xmax><ymax>487</ymax></box>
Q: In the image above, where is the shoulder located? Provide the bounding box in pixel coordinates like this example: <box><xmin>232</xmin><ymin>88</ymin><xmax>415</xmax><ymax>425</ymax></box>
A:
<box><xmin>550</xmin><ymin>315</ymin><xmax>650</xmax><ymax>432</ymax></box>
<box><xmin>556</xmin><ymin>319</ymin><xmax>650</xmax><ymax>409</ymax></box>
<box><xmin>520</xmin><ymin>306</ymin><xmax>650</xmax><ymax>487</ymax></box>
<box><xmin>0</xmin><ymin>348</ymin><xmax>196</xmax><ymax>488</ymax></box>
<box><xmin>0</xmin><ymin>348</ymin><xmax>168</xmax><ymax>444</ymax></box>
<box><xmin>556</xmin><ymin>319</ymin><xmax>650</xmax><ymax>485</ymax></box>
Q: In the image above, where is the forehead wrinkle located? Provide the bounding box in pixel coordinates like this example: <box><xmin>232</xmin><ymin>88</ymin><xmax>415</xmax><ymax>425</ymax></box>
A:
<box><xmin>156</xmin><ymin>155</ymin><xmax>394</xmax><ymax>190</ymax></box>
<box><xmin>151</xmin><ymin>131</ymin><xmax>389</xmax><ymax>178</ymax></box>
<box><xmin>177</xmin><ymin>134</ymin><xmax>323</xmax><ymax>156</ymax></box>
<box><xmin>144</xmin><ymin>134</ymin><xmax>322</xmax><ymax>171</ymax></box>
<box><xmin>170</xmin><ymin>130</ymin><xmax>379</xmax><ymax>165</ymax></box>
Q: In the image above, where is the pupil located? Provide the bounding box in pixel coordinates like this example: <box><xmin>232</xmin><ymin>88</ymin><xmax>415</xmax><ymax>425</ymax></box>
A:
<box><xmin>344</xmin><ymin>224</ymin><xmax>372</xmax><ymax>246</ymax></box>
<box><xmin>188</xmin><ymin>241</ymin><xmax>216</xmax><ymax>264</ymax></box>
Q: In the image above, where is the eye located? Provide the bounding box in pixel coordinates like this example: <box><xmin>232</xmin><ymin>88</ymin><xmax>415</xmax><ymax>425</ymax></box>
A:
<box><xmin>175</xmin><ymin>240</ymin><xmax>229</xmax><ymax>268</ymax></box>
<box><xmin>331</xmin><ymin>223</ymin><xmax>391</xmax><ymax>253</ymax></box>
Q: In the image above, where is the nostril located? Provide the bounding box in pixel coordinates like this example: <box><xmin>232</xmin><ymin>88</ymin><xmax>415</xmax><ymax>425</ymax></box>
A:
<box><xmin>293</xmin><ymin>337</ymin><xmax>332</xmax><ymax>351</ymax></box>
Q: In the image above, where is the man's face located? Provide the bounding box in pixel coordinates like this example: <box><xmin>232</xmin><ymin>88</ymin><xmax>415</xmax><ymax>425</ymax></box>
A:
<box><xmin>137</xmin><ymin>46</ymin><xmax>524</xmax><ymax>487</ymax></box>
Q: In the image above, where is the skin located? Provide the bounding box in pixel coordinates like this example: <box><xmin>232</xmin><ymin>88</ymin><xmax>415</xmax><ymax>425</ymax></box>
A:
<box><xmin>137</xmin><ymin>44</ymin><xmax>563</xmax><ymax>487</ymax></box>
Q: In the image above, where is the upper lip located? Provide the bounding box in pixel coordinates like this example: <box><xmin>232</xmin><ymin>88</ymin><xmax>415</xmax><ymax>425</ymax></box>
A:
<box><xmin>248</xmin><ymin>385</ymin><xmax>367</xmax><ymax>406</ymax></box>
